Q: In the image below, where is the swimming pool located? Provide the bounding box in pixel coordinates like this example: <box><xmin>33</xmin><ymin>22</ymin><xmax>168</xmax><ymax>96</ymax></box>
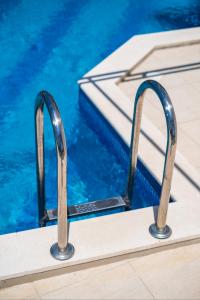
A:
<box><xmin>0</xmin><ymin>0</ymin><xmax>199</xmax><ymax>235</ymax></box>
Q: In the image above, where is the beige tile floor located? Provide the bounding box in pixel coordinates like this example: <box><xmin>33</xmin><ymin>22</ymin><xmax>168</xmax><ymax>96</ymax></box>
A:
<box><xmin>1</xmin><ymin>242</ymin><xmax>200</xmax><ymax>299</ymax></box>
<box><xmin>119</xmin><ymin>43</ymin><xmax>200</xmax><ymax>175</ymax></box>
<box><xmin>1</xmin><ymin>43</ymin><xmax>200</xmax><ymax>300</ymax></box>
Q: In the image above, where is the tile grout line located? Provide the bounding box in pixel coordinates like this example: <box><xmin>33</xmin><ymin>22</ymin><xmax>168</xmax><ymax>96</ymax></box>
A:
<box><xmin>128</xmin><ymin>262</ymin><xmax>156</xmax><ymax>299</ymax></box>
<box><xmin>33</xmin><ymin>283</ymin><xmax>42</xmax><ymax>300</ymax></box>
<box><xmin>33</xmin><ymin>260</ymin><xmax>129</xmax><ymax>298</ymax></box>
<box><xmin>33</xmin><ymin>272</ymin><xmax>98</xmax><ymax>299</ymax></box>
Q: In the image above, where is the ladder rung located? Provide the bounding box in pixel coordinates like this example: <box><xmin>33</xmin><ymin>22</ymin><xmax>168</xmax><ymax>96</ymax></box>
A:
<box><xmin>46</xmin><ymin>196</ymin><xmax>126</xmax><ymax>221</ymax></box>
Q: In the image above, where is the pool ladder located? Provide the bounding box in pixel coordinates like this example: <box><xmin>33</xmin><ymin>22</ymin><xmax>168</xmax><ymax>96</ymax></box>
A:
<box><xmin>35</xmin><ymin>80</ymin><xmax>177</xmax><ymax>260</ymax></box>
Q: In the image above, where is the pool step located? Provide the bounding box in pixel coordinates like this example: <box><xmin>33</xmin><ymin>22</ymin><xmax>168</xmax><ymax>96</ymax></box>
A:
<box><xmin>46</xmin><ymin>196</ymin><xmax>126</xmax><ymax>221</ymax></box>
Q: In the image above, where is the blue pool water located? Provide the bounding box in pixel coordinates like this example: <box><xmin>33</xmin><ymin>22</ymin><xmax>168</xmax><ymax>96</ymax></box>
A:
<box><xmin>0</xmin><ymin>0</ymin><xmax>199</xmax><ymax>235</ymax></box>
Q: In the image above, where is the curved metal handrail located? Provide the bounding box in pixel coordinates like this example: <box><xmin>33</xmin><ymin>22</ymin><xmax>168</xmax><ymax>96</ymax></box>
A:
<box><xmin>35</xmin><ymin>91</ymin><xmax>74</xmax><ymax>260</ymax></box>
<box><xmin>125</xmin><ymin>80</ymin><xmax>177</xmax><ymax>239</ymax></box>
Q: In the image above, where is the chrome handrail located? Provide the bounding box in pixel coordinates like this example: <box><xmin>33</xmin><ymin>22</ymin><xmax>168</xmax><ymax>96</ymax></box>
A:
<box><xmin>125</xmin><ymin>80</ymin><xmax>177</xmax><ymax>239</ymax></box>
<box><xmin>35</xmin><ymin>91</ymin><xmax>74</xmax><ymax>260</ymax></box>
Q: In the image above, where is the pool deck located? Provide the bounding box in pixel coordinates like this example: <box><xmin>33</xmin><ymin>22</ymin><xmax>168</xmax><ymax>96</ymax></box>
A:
<box><xmin>1</xmin><ymin>27</ymin><xmax>200</xmax><ymax>299</ymax></box>
<box><xmin>1</xmin><ymin>241</ymin><xmax>200</xmax><ymax>299</ymax></box>
<box><xmin>119</xmin><ymin>43</ymin><xmax>200</xmax><ymax>175</ymax></box>
<box><xmin>0</xmin><ymin>244</ymin><xmax>200</xmax><ymax>300</ymax></box>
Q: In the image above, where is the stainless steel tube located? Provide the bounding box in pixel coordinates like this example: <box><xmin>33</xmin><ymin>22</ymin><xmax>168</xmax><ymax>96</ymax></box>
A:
<box><xmin>35</xmin><ymin>91</ymin><xmax>74</xmax><ymax>260</ymax></box>
<box><xmin>125</xmin><ymin>80</ymin><xmax>177</xmax><ymax>239</ymax></box>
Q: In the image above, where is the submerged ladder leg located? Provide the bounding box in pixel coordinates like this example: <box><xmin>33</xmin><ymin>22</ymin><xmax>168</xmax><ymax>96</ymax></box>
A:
<box><xmin>125</xmin><ymin>80</ymin><xmax>177</xmax><ymax>239</ymax></box>
<box><xmin>35</xmin><ymin>91</ymin><xmax>74</xmax><ymax>260</ymax></box>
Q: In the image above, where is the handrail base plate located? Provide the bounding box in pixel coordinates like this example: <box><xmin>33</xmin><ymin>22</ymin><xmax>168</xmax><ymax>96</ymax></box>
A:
<box><xmin>149</xmin><ymin>223</ymin><xmax>172</xmax><ymax>239</ymax></box>
<box><xmin>50</xmin><ymin>242</ymin><xmax>75</xmax><ymax>261</ymax></box>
